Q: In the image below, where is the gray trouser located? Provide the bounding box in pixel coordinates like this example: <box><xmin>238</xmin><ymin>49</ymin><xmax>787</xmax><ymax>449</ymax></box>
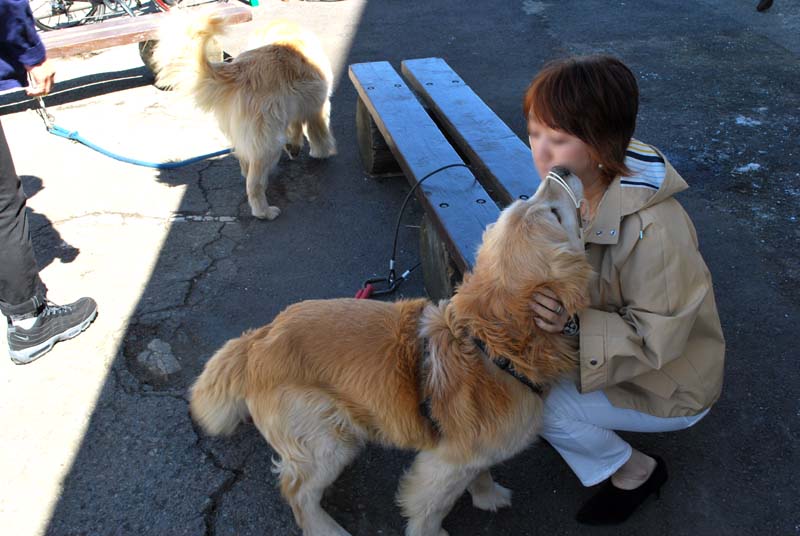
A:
<box><xmin>0</xmin><ymin>119</ymin><xmax>44</xmax><ymax>317</ymax></box>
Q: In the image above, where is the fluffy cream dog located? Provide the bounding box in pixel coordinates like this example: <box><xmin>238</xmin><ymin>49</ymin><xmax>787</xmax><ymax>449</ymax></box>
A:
<box><xmin>190</xmin><ymin>173</ymin><xmax>592</xmax><ymax>535</ymax></box>
<box><xmin>153</xmin><ymin>14</ymin><xmax>336</xmax><ymax>220</ymax></box>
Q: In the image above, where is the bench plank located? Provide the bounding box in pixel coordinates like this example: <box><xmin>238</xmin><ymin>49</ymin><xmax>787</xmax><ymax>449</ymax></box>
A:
<box><xmin>401</xmin><ymin>57</ymin><xmax>540</xmax><ymax>206</ymax></box>
<box><xmin>41</xmin><ymin>4</ymin><xmax>252</xmax><ymax>59</ymax></box>
<box><xmin>349</xmin><ymin>61</ymin><xmax>500</xmax><ymax>273</ymax></box>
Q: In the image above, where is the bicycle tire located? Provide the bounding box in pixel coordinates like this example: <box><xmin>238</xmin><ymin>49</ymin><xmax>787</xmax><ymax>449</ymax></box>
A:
<box><xmin>102</xmin><ymin>0</ymin><xmax>138</xmax><ymax>14</ymax></box>
<box><xmin>30</xmin><ymin>0</ymin><xmax>103</xmax><ymax>31</ymax></box>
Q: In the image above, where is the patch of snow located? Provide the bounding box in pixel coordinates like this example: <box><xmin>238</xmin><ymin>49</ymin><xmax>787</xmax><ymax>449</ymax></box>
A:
<box><xmin>735</xmin><ymin>115</ymin><xmax>762</xmax><ymax>127</ymax></box>
<box><xmin>734</xmin><ymin>163</ymin><xmax>761</xmax><ymax>173</ymax></box>
<box><xmin>522</xmin><ymin>0</ymin><xmax>546</xmax><ymax>15</ymax></box>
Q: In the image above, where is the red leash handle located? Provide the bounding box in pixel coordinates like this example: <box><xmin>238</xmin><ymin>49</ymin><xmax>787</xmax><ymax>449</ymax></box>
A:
<box><xmin>355</xmin><ymin>283</ymin><xmax>374</xmax><ymax>299</ymax></box>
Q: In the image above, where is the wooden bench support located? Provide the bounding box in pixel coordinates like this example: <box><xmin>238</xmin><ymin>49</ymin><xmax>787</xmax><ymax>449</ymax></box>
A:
<box><xmin>355</xmin><ymin>97</ymin><xmax>402</xmax><ymax>177</ymax></box>
<box><xmin>419</xmin><ymin>213</ymin><xmax>462</xmax><ymax>301</ymax></box>
<box><xmin>349</xmin><ymin>61</ymin><xmax>500</xmax><ymax>295</ymax></box>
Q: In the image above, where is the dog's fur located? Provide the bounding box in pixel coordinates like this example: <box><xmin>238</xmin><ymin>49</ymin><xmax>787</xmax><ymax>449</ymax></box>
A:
<box><xmin>190</xmin><ymin>175</ymin><xmax>593</xmax><ymax>535</ymax></box>
<box><xmin>153</xmin><ymin>14</ymin><xmax>336</xmax><ymax>220</ymax></box>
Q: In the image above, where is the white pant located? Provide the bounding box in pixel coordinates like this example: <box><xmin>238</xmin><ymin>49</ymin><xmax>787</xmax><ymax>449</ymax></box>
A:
<box><xmin>539</xmin><ymin>379</ymin><xmax>708</xmax><ymax>487</ymax></box>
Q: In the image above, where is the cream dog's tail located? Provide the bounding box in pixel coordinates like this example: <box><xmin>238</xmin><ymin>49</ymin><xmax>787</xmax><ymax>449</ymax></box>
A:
<box><xmin>190</xmin><ymin>333</ymin><xmax>252</xmax><ymax>436</ymax></box>
<box><xmin>151</xmin><ymin>10</ymin><xmax>229</xmax><ymax>97</ymax></box>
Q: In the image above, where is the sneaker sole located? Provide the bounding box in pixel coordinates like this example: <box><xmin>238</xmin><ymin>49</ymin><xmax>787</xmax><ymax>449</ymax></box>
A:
<box><xmin>10</xmin><ymin>309</ymin><xmax>98</xmax><ymax>365</ymax></box>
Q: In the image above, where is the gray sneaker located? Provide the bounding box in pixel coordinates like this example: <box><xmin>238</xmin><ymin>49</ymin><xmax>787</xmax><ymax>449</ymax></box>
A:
<box><xmin>7</xmin><ymin>298</ymin><xmax>98</xmax><ymax>365</ymax></box>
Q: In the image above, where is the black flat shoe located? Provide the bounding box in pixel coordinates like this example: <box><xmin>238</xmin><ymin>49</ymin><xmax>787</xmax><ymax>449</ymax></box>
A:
<box><xmin>575</xmin><ymin>454</ymin><xmax>668</xmax><ymax>525</ymax></box>
<box><xmin>756</xmin><ymin>0</ymin><xmax>773</xmax><ymax>12</ymax></box>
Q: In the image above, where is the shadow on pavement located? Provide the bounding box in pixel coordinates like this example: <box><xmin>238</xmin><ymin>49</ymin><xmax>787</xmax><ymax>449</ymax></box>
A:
<box><xmin>21</xmin><ymin>175</ymin><xmax>80</xmax><ymax>270</ymax></box>
<box><xmin>0</xmin><ymin>66</ymin><xmax>154</xmax><ymax>115</ymax></box>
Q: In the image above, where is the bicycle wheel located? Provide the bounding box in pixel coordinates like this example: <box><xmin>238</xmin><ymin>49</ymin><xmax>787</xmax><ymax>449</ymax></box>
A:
<box><xmin>102</xmin><ymin>0</ymin><xmax>138</xmax><ymax>16</ymax></box>
<box><xmin>30</xmin><ymin>0</ymin><xmax>102</xmax><ymax>31</ymax></box>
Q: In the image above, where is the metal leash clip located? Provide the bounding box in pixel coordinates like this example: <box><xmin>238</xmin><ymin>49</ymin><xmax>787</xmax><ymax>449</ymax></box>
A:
<box><xmin>355</xmin><ymin>260</ymin><xmax>415</xmax><ymax>299</ymax></box>
<box><xmin>35</xmin><ymin>97</ymin><xmax>55</xmax><ymax>131</ymax></box>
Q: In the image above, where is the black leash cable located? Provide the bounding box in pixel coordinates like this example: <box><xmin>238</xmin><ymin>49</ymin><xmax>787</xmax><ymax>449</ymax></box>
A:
<box><xmin>360</xmin><ymin>163</ymin><xmax>472</xmax><ymax>297</ymax></box>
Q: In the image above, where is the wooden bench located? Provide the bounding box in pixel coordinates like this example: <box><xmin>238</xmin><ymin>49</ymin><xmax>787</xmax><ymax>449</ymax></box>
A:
<box><xmin>350</xmin><ymin>57</ymin><xmax>542</xmax><ymax>300</ymax></box>
<box><xmin>39</xmin><ymin>4</ymin><xmax>252</xmax><ymax>73</ymax></box>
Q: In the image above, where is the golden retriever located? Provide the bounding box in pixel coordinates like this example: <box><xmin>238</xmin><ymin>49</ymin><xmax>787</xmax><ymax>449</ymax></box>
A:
<box><xmin>153</xmin><ymin>14</ymin><xmax>336</xmax><ymax>220</ymax></box>
<box><xmin>190</xmin><ymin>172</ymin><xmax>592</xmax><ymax>535</ymax></box>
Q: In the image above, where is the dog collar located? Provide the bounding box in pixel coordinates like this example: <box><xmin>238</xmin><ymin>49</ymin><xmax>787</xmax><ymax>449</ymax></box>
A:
<box><xmin>473</xmin><ymin>338</ymin><xmax>544</xmax><ymax>395</ymax></box>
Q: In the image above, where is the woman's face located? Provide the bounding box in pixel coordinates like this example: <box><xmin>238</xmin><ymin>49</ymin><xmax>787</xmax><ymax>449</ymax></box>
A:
<box><xmin>527</xmin><ymin>117</ymin><xmax>600</xmax><ymax>187</ymax></box>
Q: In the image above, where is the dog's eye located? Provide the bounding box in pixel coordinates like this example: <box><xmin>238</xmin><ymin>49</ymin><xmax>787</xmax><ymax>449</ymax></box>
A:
<box><xmin>550</xmin><ymin>208</ymin><xmax>562</xmax><ymax>224</ymax></box>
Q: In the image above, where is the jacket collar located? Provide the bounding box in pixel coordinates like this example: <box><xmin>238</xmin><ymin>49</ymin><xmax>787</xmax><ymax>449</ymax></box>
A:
<box><xmin>584</xmin><ymin>140</ymin><xmax>687</xmax><ymax>246</ymax></box>
<box><xmin>585</xmin><ymin>177</ymin><xmax>623</xmax><ymax>245</ymax></box>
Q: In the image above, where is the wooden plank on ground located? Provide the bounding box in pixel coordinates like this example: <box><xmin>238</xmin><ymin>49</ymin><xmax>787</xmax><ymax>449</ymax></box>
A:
<box><xmin>41</xmin><ymin>4</ymin><xmax>252</xmax><ymax>59</ymax></box>
<box><xmin>349</xmin><ymin>61</ymin><xmax>500</xmax><ymax>273</ymax></box>
<box><xmin>401</xmin><ymin>57</ymin><xmax>540</xmax><ymax>206</ymax></box>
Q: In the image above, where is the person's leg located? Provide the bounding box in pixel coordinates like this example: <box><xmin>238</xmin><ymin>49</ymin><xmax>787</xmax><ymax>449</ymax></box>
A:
<box><xmin>0</xmin><ymin>119</ymin><xmax>98</xmax><ymax>365</ymax></box>
<box><xmin>539</xmin><ymin>379</ymin><xmax>707</xmax><ymax>524</ymax></box>
<box><xmin>540</xmin><ymin>379</ymin><xmax>707</xmax><ymax>487</ymax></box>
<box><xmin>0</xmin><ymin>119</ymin><xmax>44</xmax><ymax>318</ymax></box>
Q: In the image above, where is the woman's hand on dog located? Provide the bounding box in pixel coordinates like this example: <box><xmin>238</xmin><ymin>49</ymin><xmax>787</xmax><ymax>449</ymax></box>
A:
<box><xmin>531</xmin><ymin>289</ymin><xmax>570</xmax><ymax>333</ymax></box>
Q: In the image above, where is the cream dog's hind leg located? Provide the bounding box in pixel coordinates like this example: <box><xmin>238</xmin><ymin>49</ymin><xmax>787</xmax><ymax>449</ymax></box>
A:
<box><xmin>285</xmin><ymin>120</ymin><xmax>304</xmax><ymax>159</ymax></box>
<box><xmin>306</xmin><ymin>99</ymin><xmax>336</xmax><ymax>159</ymax></box>
<box><xmin>250</xmin><ymin>387</ymin><xmax>361</xmax><ymax>536</ymax></box>
<box><xmin>245</xmin><ymin>146</ymin><xmax>282</xmax><ymax>220</ymax></box>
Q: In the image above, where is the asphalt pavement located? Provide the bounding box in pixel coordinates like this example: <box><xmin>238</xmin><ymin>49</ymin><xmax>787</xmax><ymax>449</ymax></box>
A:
<box><xmin>0</xmin><ymin>1</ymin><xmax>797</xmax><ymax>535</ymax></box>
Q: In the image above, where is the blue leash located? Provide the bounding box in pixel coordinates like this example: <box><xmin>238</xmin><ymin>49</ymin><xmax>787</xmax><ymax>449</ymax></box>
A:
<box><xmin>47</xmin><ymin>124</ymin><xmax>232</xmax><ymax>169</ymax></box>
<box><xmin>37</xmin><ymin>98</ymin><xmax>232</xmax><ymax>170</ymax></box>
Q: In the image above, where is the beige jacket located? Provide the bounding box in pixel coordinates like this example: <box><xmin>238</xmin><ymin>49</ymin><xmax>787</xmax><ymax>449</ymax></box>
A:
<box><xmin>577</xmin><ymin>140</ymin><xmax>725</xmax><ymax>418</ymax></box>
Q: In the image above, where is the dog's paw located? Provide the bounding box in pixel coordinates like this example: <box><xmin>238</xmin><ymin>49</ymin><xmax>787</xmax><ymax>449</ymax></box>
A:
<box><xmin>308</xmin><ymin>147</ymin><xmax>326</xmax><ymax>159</ymax></box>
<box><xmin>470</xmin><ymin>482</ymin><xmax>512</xmax><ymax>512</ymax></box>
<box><xmin>309</xmin><ymin>143</ymin><xmax>336</xmax><ymax>159</ymax></box>
<box><xmin>284</xmin><ymin>144</ymin><xmax>302</xmax><ymax>159</ymax></box>
<box><xmin>404</xmin><ymin>525</ymin><xmax>448</xmax><ymax>536</ymax></box>
<box><xmin>252</xmin><ymin>205</ymin><xmax>281</xmax><ymax>220</ymax></box>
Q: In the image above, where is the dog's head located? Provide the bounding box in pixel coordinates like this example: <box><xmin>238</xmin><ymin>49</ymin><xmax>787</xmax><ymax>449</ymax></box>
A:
<box><xmin>451</xmin><ymin>171</ymin><xmax>593</xmax><ymax>382</ymax></box>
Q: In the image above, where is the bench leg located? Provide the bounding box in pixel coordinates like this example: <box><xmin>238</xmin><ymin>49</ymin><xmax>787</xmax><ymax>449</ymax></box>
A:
<box><xmin>419</xmin><ymin>214</ymin><xmax>462</xmax><ymax>301</ymax></box>
<box><xmin>356</xmin><ymin>97</ymin><xmax>402</xmax><ymax>177</ymax></box>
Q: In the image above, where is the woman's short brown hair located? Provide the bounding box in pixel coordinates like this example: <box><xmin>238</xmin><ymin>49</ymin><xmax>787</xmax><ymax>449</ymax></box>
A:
<box><xmin>523</xmin><ymin>55</ymin><xmax>639</xmax><ymax>182</ymax></box>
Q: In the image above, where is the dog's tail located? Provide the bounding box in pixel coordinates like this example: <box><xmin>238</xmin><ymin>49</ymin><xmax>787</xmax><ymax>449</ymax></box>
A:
<box><xmin>151</xmin><ymin>11</ymin><xmax>229</xmax><ymax>97</ymax></box>
<box><xmin>189</xmin><ymin>331</ymin><xmax>253</xmax><ymax>436</ymax></box>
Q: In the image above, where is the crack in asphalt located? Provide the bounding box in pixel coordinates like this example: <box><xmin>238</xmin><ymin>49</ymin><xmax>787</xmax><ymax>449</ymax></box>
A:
<box><xmin>112</xmin><ymin>161</ymin><xmax>251</xmax><ymax>529</ymax></box>
<box><xmin>112</xmin><ymin>355</ymin><xmax>244</xmax><ymax>536</ymax></box>
<box><xmin>188</xmin><ymin>413</ymin><xmax>254</xmax><ymax>536</ymax></box>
